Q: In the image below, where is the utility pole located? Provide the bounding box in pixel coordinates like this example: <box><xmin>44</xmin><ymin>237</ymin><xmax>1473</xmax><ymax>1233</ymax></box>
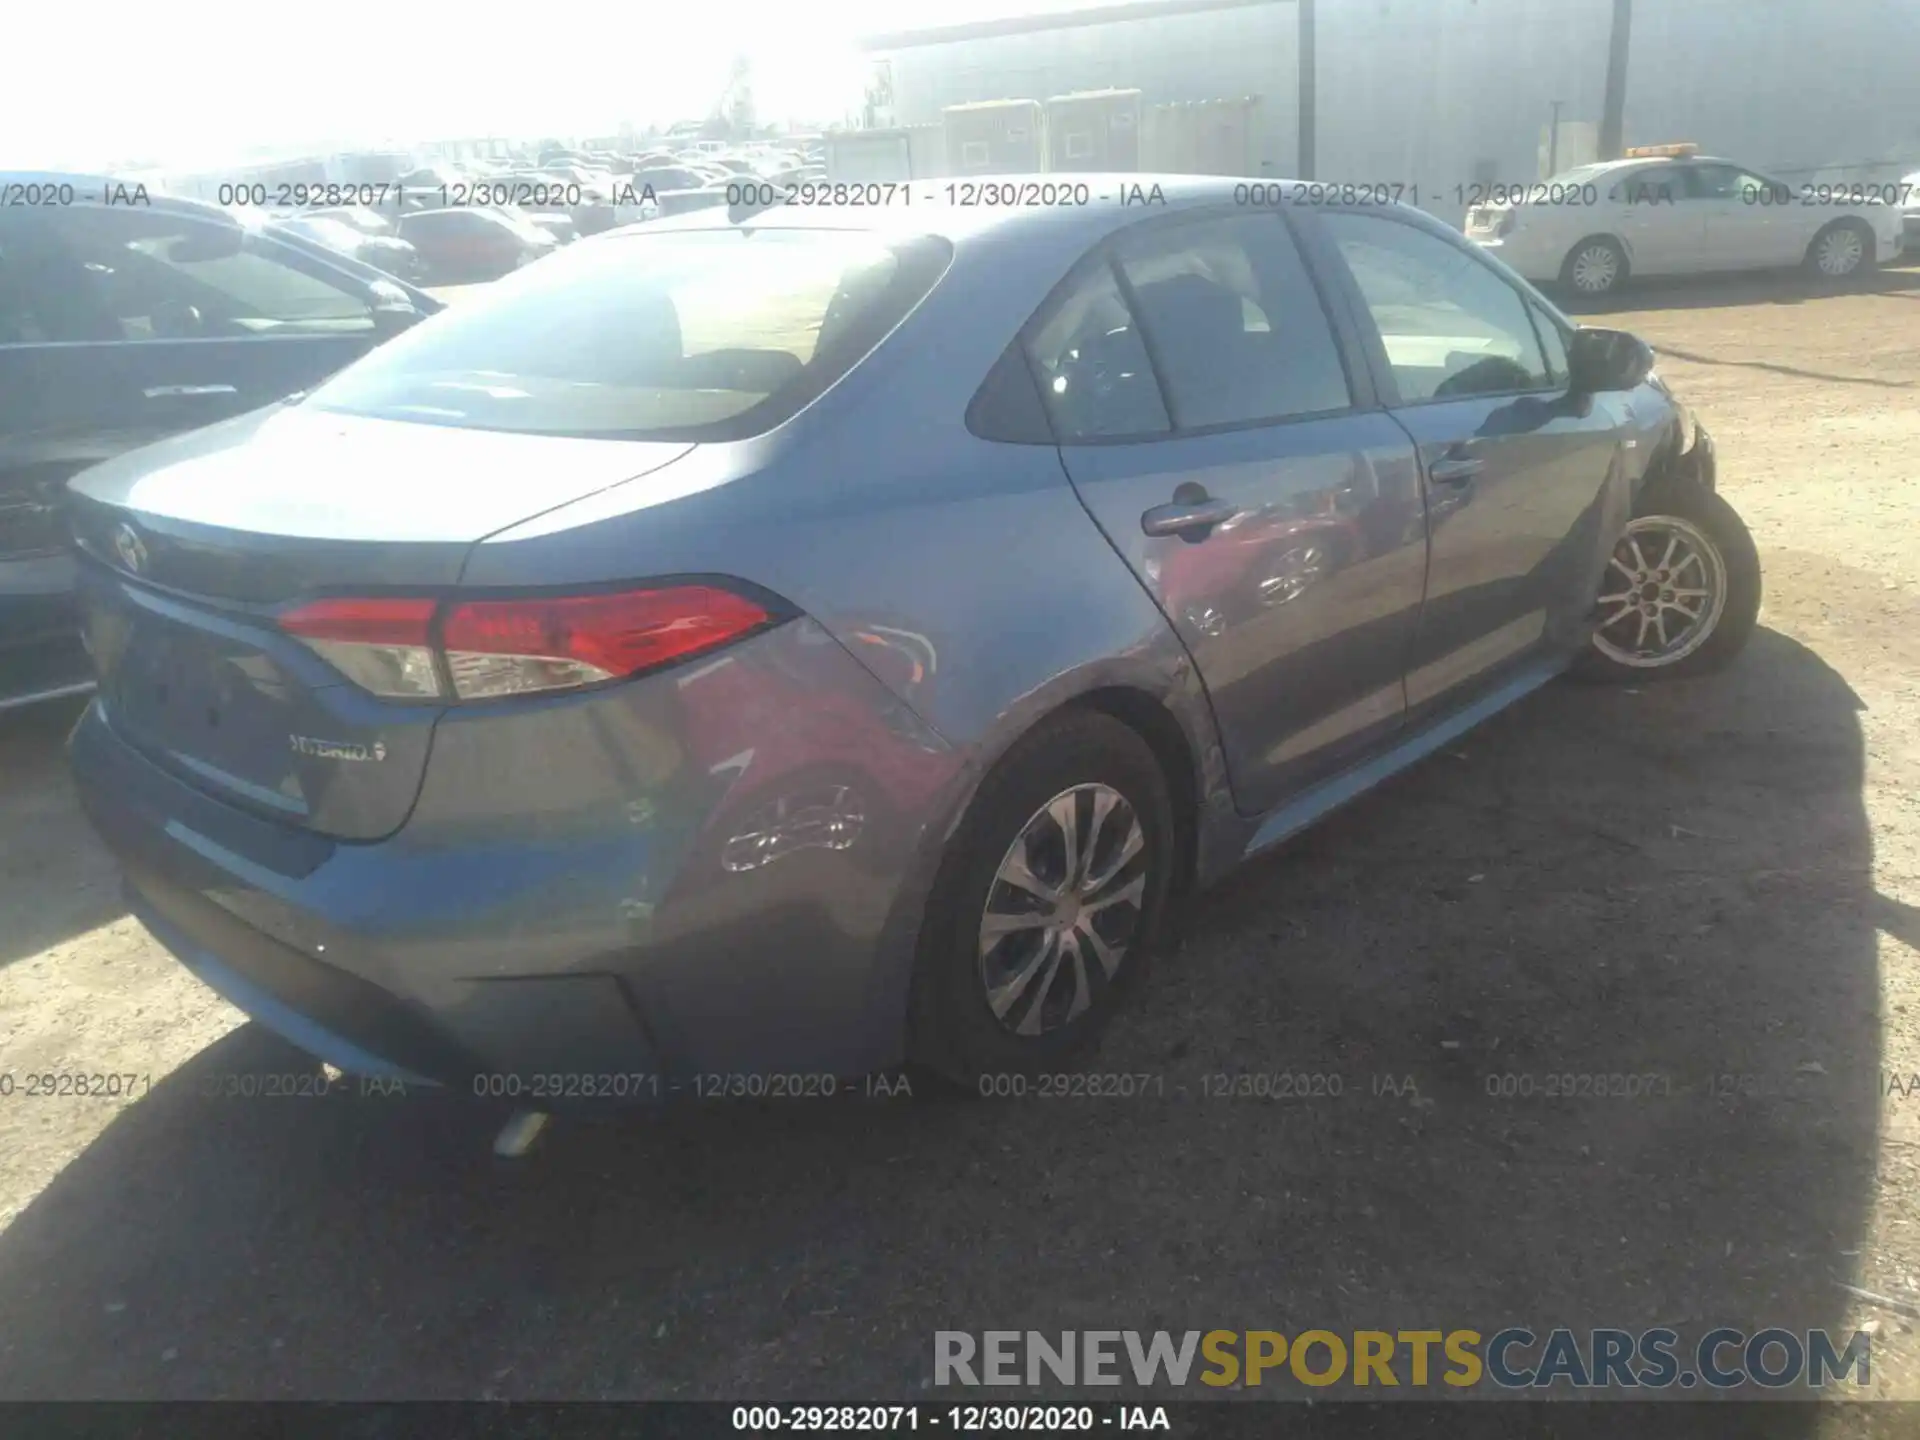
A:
<box><xmin>1298</xmin><ymin>0</ymin><xmax>1317</xmax><ymax>179</ymax></box>
<box><xmin>1598</xmin><ymin>0</ymin><xmax>1633</xmax><ymax>159</ymax></box>
<box><xmin>1548</xmin><ymin>99</ymin><xmax>1564</xmax><ymax>176</ymax></box>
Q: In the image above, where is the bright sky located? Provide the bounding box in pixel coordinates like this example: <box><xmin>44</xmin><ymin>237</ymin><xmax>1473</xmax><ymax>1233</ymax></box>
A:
<box><xmin>8</xmin><ymin>0</ymin><xmax>1114</xmax><ymax>172</ymax></box>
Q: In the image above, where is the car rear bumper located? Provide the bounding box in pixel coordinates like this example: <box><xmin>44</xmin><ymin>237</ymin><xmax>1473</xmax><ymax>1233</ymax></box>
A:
<box><xmin>68</xmin><ymin>618</ymin><xmax>964</xmax><ymax>1091</ymax></box>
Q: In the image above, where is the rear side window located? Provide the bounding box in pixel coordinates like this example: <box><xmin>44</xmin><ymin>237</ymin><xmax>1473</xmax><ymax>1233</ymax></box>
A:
<box><xmin>307</xmin><ymin>228</ymin><xmax>953</xmax><ymax>440</ymax></box>
<box><xmin>1023</xmin><ymin>260</ymin><xmax>1170</xmax><ymax>441</ymax></box>
<box><xmin>1113</xmin><ymin>213</ymin><xmax>1351</xmax><ymax>428</ymax></box>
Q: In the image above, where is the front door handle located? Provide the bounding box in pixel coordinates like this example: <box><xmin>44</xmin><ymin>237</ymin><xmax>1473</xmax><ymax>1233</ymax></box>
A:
<box><xmin>1141</xmin><ymin>496</ymin><xmax>1239</xmax><ymax>538</ymax></box>
<box><xmin>143</xmin><ymin>384</ymin><xmax>238</xmax><ymax>399</ymax></box>
<box><xmin>1428</xmin><ymin>455</ymin><xmax>1485</xmax><ymax>486</ymax></box>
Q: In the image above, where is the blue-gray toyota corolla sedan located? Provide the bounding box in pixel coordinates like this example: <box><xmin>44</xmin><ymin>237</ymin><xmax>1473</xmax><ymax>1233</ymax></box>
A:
<box><xmin>66</xmin><ymin>178</ymin><xmax>1757</xmax><ymax>1092</ymax></box>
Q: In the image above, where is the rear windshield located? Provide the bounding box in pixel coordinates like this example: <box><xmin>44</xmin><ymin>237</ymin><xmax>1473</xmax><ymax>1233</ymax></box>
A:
<box><xmin>306</xmin><ymin>227</ymin><xmax>953</xmax><ymax>441</ymax></box>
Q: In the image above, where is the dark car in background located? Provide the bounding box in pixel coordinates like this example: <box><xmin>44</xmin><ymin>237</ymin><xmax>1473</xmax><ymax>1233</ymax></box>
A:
<box><xmin>0</xmin><ymin>176</ymin><xmax>440</xmax><ymax>709</ymax></box>
<box><xmin>395</xmin><ymin>206</ymin><xmax>557</xmax><ymax>282</ymax></box>
<box><xmin>272</xmin><ymin>214</ymin><xmax>427</xmax><ymax>283</ymax></box>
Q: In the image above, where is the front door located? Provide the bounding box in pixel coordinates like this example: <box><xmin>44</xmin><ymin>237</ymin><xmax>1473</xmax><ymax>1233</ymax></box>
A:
<box><xmin>1306</xmin><ymin>207</ymin><xmax>1628</xmax><ymax>714</ymax></box>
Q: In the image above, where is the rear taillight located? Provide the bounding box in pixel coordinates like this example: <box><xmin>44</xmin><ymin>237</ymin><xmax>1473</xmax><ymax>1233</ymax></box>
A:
<box><xmin>280</xmin><ymin>597</ymin><xmax>441</xmax><ymax>699</ymax></box>
<box><xmin>279</xmin><ymin>585</ymin><xmax>774</xmax><ymax>702</ymax></box>
<box><xmin>440</xmin><ymin>587</ymin><xmax>771</xmax><ymax>700</ymax></box>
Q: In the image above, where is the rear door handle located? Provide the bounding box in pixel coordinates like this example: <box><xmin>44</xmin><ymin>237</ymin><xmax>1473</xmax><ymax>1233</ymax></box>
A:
<box><xmin>1141</xmin><ymin>497</ymin><xmax>1239</xmax><ymax>538</ymax></box>
<box><xmin>1428</xmin><ymin>455</ymin><xmax>1485</xmax><ymax>486</ymax></box>
<box><xmin>143</xmin><ymin>384</ymin><xmax>237</xmax><ymax>398</ymax></box>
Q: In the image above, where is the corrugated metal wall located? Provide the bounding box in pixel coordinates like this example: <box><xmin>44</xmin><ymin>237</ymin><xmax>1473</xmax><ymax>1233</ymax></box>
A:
<box><xmin>877</xmin><ymin>0</ymin><xmax>1920</xmax><ymax>213</ymax></box>
<box><xmin>884</xmin><ymin>5</ymin><xmax>1299</xmax><ymax>176</ymax></box>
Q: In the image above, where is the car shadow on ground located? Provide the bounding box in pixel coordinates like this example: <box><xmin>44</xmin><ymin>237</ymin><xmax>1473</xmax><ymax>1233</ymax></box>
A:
<box><xmin>0</xmin><ymin>696</ymin><xmax>124</xmax><ymax>970</ymax></box>
<box><xmin>1560</xmin><ymin>259</ymin><xmax>1920</xmax><ymax>317</ymax></box>
<box><xmin>0</xmin><ymin>629</ymin><xmax>1882</xmax><ymax>1409</ymax></box>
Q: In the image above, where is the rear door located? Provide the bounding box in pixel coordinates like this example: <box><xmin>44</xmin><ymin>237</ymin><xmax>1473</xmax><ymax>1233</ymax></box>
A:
<box><xmin>1030</xmin><ymin>210</ymin><xmax>1429</xmax><ymax>814</ymax></box>
<box><xmin>1304</xmin><ymin>207</ymin><xmax>1627</xmax><ymax>715</ymax></box>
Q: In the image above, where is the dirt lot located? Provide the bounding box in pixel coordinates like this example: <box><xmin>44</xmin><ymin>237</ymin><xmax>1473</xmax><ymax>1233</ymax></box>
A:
<box><xmin>4</xmin><ymin>266</ymin><xmax>1920</xmax><ymax>1412</ymax></box>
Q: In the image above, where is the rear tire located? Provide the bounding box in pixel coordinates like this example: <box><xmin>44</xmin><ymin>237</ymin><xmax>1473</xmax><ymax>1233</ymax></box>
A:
<box><xmin>908</xmin><ymin>710</ymin><xmax>1174</xmax><ymax>1086</ymax></box>
<box><xmin>1575</xmin><ymin>484</ymin><xmax>1761</xmax><ymax>682</ymax></box>
<box><xmin>1559</xmin><ymin>236</ymin><xmax>1628</xmax><ymax>299</ymax></box>
<box><xmin>1805</xmin><ymin>219</ymin><xmax>1875</xmax><ymax>285</ymax></box>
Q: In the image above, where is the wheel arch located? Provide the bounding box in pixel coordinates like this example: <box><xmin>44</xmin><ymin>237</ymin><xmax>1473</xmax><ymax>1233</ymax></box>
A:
<box><xmin>860</xmin><ymin>663</ymin><xmax>1230</xmax><ymax>1069</ymax></box>
<box><xmin>1805</xmin><ymin>214</ymin><xmax>1876</xmax><ymax>270</ymax></box>
<box><xmin>1063</xmin><ymin>685</ymin><xmax>1204</xmax><ymax>900</ymax></box>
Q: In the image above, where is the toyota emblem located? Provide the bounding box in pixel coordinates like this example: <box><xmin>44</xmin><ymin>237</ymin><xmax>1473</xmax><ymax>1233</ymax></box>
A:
<box><xmin>113</xmin><ymin>522</ymin><xmax>148</xmax><ymax>575</ymax></box>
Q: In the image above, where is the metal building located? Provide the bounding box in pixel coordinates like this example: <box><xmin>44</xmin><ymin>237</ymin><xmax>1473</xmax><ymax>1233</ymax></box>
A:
<box><xmin>862</xmin><ymin>0</ymin><xmax>1920</xmax><ymax>213</ymax></box>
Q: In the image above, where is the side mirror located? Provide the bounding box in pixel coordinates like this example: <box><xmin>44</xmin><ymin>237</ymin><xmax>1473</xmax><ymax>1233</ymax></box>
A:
<box><xmin>1568</xmin><ymin>327</ymin><xmax>1655</xmax><ymax>393</ymax></box>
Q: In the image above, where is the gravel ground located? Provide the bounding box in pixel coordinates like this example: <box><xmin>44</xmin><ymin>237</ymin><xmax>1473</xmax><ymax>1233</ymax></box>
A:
<box><xmin>3</xmin><ymin>265</ymin><xmax>1920</xmax><ymax>1414</ymax></box>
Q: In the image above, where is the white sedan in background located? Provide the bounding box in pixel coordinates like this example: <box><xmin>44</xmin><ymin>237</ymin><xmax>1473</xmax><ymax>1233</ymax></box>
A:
<box><xmin>1468</xmin><ymin>147</ymin><xmax>1905</xmax><ymax>297</ymax></box>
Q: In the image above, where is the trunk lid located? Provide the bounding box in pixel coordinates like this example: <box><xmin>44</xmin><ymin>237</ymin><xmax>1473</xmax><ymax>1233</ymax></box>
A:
<box><xmin>67</xmin><ymin>405</ymin><xmax>692</xmax><ymax>839</ymax></box>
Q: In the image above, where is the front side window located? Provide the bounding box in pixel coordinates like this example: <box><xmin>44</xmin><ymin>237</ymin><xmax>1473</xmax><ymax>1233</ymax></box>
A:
<box><xmin>1114</xmin><ymin>213</ymin><xmax>1351</xmax><ymax>428</ymax></box>
<box><xmin>307</xmin><ymin>227</ymin><xmax>951</xmax><ymax>440</ymax></box>
<box><xmin>1319</xmin><ymin>211</ymin><xmax>1551</xmax><ymax>403</ymax></box>
<box><xmin>1023</xmin><ymin>259</ymin><xmax>1170</xmax><ymax>442</ymax></box>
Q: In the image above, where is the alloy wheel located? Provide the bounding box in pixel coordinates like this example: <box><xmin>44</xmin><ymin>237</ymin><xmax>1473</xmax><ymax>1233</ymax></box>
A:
<box><xmin>977</xmin><ymin>784</ymin><xmax>1149</xmax><ymax>1037</ymax></box>
<box><xmin>1592</xmin><ymin>515</ymin><xmax>1729</xmax><ymax>668</ymax></box>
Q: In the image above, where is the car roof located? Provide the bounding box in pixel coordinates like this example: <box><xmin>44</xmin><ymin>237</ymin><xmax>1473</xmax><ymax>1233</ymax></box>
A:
<box><xmin>1575</xmin><ymin>154</ymin><xmax>1738</xmax><ymax>174</ymax></box>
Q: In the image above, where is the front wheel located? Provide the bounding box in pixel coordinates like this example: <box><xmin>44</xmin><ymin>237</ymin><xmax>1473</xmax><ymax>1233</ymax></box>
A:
<box><xmin>1576</xmin><ymin>486</ymin><xmax>1761</xmax><ymax>681</ymax></box>
<box><xmin>908</xmin><ymin>710</ymin><xmax>1174</xmax><ymax>1084</ymax></box>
